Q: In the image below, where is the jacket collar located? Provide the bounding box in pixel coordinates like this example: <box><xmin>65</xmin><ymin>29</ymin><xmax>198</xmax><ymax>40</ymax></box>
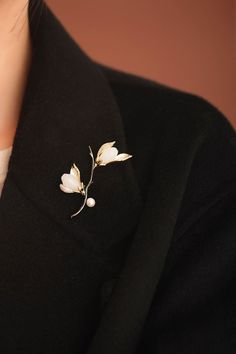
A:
<box><xmin>0</xmin><ymin>1</ymin><xmax>143</xmax><ymax>254</ymax></box>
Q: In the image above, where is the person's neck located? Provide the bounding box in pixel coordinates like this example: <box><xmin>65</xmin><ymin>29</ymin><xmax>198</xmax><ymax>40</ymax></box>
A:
<box><xmin>0</xmin><ymin>0</ymin><xmax>32</xmax><ymax>150</ymax></box>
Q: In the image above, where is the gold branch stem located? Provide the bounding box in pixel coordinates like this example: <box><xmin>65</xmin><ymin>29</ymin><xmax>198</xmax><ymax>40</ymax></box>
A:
<box><xmin>71</xmin><ymin>146</ymin><xmax>97</xmax><ymax>218</ymax></box>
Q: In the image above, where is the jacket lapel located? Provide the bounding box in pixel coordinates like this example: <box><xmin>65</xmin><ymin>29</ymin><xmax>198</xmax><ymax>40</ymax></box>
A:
<box><xmin>0</xmin><ymin>2</ymin><xmax>143</xmax><ymax>254</ymax></box>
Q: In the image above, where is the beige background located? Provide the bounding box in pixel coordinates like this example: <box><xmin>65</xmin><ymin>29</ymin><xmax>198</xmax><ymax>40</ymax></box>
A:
<box><xmin>46</xmin><ymin>0</ymin><xmax>236</xmax><ymax>127</ymax></box>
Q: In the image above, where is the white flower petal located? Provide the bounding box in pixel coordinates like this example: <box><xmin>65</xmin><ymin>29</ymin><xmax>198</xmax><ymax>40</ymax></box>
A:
<box><xmin>96</xmin><ymin>141</ymin><xmax>116</xmax><ymax>160</ymax></box>
<box><xmin>114</xmin><ymin>153</ymin><xmax>132</xmax><ymax>161</ymax></box>
<box><xmin>70</xmin><ymin>163</ymin><xmax>81</xmax><ymax>180</ymax></box>
<box><xmin>61</xmin><ymin>173</ymin><xmax>81</xmax><ymax>192</ymax></box>
<box><xmin>99</xmin><ymin>147</ymin><xmax>118</xmax><ymax>163</ymax></box>
<box><xmin>59</xmin><ymin>183</ymin><xmax>74</xmax><ymax>193</ymax></box>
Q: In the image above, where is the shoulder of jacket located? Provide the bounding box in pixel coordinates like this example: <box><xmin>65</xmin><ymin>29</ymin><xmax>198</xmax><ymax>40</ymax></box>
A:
<box><xmin>97</xmin><ymin>63</ymin><xmax>236</xmax><ymax>242</ymax></box>
<box><xmin>96</xmin><ymin>61</ymin><xmax>236</xmax><ymax>159</ymax></box>
<box><xmin>97</xmin><ymin>62</ymin><xmax>234</xmax><ymax>140</ymax></box>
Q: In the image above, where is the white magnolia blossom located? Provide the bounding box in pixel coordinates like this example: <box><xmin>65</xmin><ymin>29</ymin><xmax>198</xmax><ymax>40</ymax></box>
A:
<box><xmin>95</xmin><ymin>141</ymin><xmax>132</xmax><ymax>166</ymax></box>
<box><xmin>60</xmin><ymin>163</ymin><xmax>85</xmax><ymax>194</ymax></box>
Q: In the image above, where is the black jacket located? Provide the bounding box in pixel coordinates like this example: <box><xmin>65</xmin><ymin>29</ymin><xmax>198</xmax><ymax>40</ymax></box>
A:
<box><xmin>0</xmin><ymin>2</ymin><xmax>235</xmax><ymax>354</ymax></box>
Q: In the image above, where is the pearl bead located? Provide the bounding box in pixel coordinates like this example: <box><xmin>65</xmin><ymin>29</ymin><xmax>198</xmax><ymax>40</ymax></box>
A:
<box><xmin>86</xmin><ymin>197</ymin><xmax>96</xmax><ymax>207</ymax></box>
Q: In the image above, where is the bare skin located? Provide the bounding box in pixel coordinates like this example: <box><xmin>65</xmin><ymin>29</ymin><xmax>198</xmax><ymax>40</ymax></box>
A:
<box><xmin>0</xmin><ymin>0</ymin><xmax>32</xmax><ymax>150</ymax></box>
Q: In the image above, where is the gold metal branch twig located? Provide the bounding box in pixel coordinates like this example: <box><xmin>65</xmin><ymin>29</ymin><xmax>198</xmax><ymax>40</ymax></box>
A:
<box><xmin>70</xmin><ymin>146</ymin><xmax>97</xmax><ymax>218</ymax></box>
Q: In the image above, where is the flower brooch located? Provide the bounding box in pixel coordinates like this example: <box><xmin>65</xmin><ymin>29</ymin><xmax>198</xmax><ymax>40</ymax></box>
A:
<box><xmin>59</xmin><ymin>141</ymin><xmax>132</xmax><ymax>218</ymax></box>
